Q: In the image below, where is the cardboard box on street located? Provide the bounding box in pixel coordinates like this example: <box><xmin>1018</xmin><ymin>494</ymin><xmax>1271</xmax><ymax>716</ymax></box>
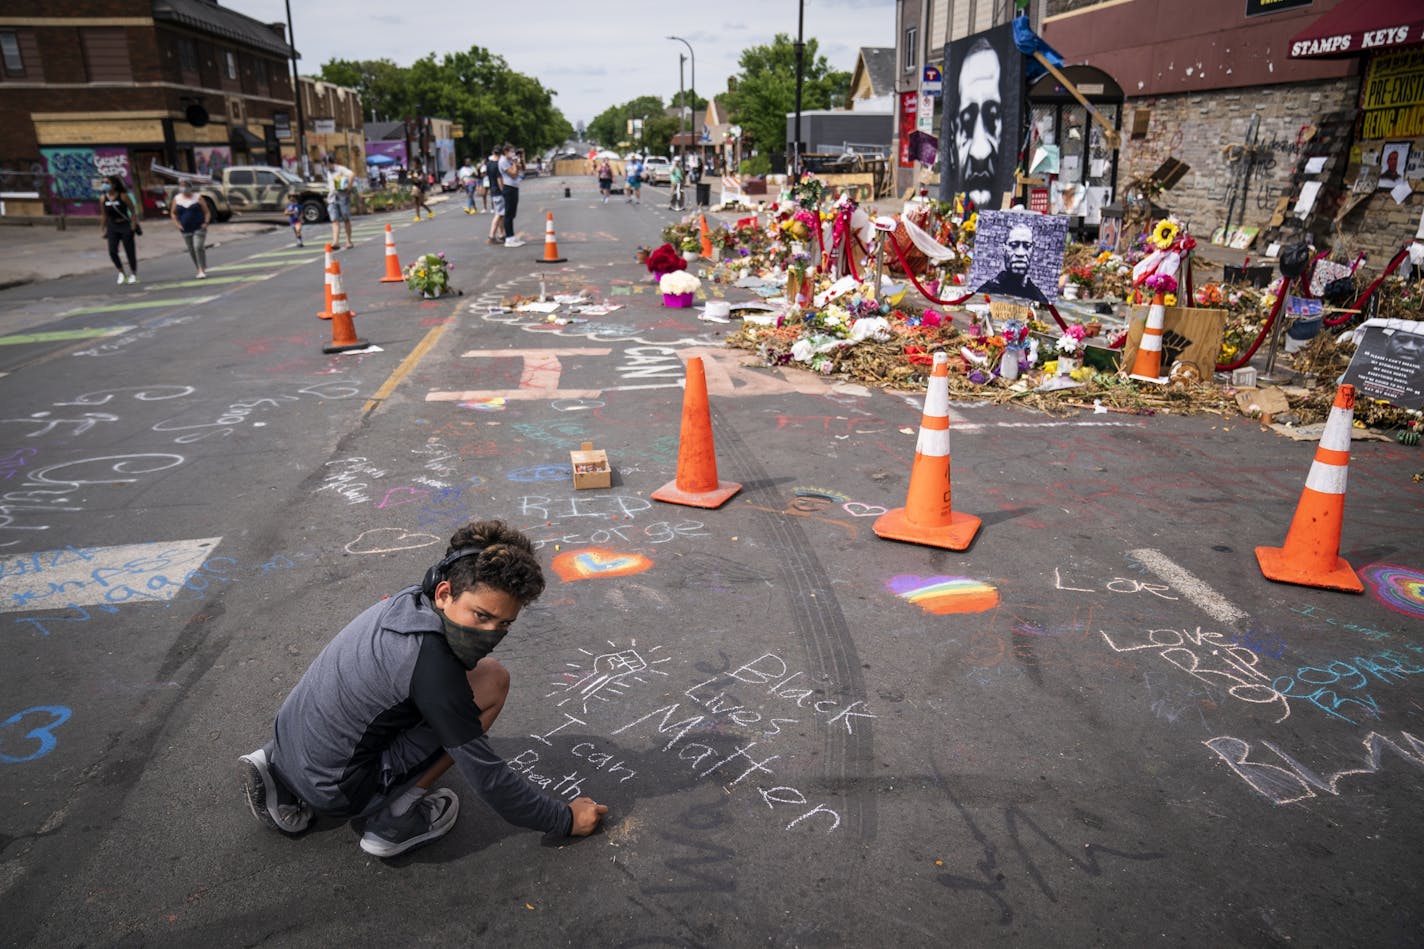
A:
<box><xmin>571</xmin><ymin>441</ymin><xmax>611</xmax><ymax>490</ymax></box>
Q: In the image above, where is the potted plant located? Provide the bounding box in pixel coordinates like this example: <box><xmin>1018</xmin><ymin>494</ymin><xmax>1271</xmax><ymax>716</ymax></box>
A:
<box><xmin>680</xmin><ymin>236</ymin><xmax>701</xmax><ymax>263</ymax></box>
<box><xmin>1065</xmin><ymin>264</ymin><xmax>1094</xmax><ymax>300</ymax></box>
<box><xmin>1050</xmin><ymin>323</ymin><xmax>1089</xmax><ymax>374</ymax></box>
<box><xmin>646</xmin><ymin>243</ymin><xmax>687</xmax><ymax>283</ymax></box>
<box><xmin>658</xmin><ymin>270</ymin><xmax>701</xmax><ymax>307</ymax></box>
<box><xmin>403</xmin><ymin>252</ymin><xmax>452</xmax><ymax>298</ymax></box>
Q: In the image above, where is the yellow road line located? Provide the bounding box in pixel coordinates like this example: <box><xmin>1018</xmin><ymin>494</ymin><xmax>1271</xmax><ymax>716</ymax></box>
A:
<box><xmin>362</xmin><ymin>322</ymin><xmax>448</xmax><ymax>414</ymax></box>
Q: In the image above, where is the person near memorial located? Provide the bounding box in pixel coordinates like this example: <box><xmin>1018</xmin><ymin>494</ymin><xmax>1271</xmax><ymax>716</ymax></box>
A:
<box><xmin>498</xmin><ymin>143</ymin><xmax>525</xmax><ymax>247</ymax></box>
<box><xmin>239</xmin><ymin>519</ymin><xmax>609</xmax><ymax>857</ymax></box>
<box><xmin>324</xmin><ymin>155</ymin><xmax>355</xmax><ymax>249</ymax></box>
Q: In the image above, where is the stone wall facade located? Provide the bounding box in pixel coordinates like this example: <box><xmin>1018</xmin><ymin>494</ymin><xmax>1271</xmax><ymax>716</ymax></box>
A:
<box><xmin>1113</xmin><ymin>75</ymin><xmax>1420</xmax><ymax>264</ymax></box>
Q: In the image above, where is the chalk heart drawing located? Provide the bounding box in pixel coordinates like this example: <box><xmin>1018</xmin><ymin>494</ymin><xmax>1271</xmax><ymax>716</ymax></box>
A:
<box><xmin>1360</xmin><ymin>563</ymin><xmax>1424</xmax><ymax>619</ymax></box>
<box><xmin>344</xmin><ymin>528</ymin><xmax>441</xmax><ymax>555</ymax></box>
<box><xmin>377</xmin><ymin>486</ymin><xmax>431</xmax><ymax>510</ymax></box>
<box><xmin>887</xmin><ymin>575</ymin><xmax>1000</xmax><ymax>615</ymax></box>
<box><xmin>843</xmin><ymin>502</ymin><xmax>888</xmax><ymax>518</ymax></box>
<box><xmin>552</xmin><ymin>547</ymin><xmax>654</xmax><ymax>582</ymax></box>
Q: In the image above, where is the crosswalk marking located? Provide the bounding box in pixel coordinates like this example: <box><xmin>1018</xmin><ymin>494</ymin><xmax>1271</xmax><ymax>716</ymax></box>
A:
<box><xmin>63</xmin><ymin>296</ymin><xmax>218</xmax><ymax>315</ymax></box>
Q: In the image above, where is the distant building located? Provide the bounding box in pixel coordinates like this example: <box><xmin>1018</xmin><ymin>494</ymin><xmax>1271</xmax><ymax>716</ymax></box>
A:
<box><xmin>846</xmin><ymin>47</ymin><xmax>897</xmax><ymax>112</ymax></box>
<box><xmin>0</xmin><ymin>0</ymin><xmax>303</xmax><ymax>215</ymax></box>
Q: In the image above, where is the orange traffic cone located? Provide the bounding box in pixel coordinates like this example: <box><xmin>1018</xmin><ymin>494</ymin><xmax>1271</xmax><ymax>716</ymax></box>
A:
<box><xmin>379</xmin><ymin>224</ymin><xmax>404</xmax><ymax>283</ymax></box>
<box><xmin>699</xmin><ymin>214</ymin><xmax>714</xmax><ymax>258</ymax></box>
<box><xmin>873</xmin><ymin>350</ymin><xmax>981</xmax><ymax>550</ymax></box>
<box><xmin>651</xmin><ymin>356</ymin><xmax>741</xmax><ymax>509</ymax></box>
<box><xmin>1255</xmin><ymin>383</ymin><xmax>1363</xmax><ymax>593</ymax></box>
<box><xmin>1129</xmin><ymin>291</ymin><xmax>1168</xmax><ymax>383</ymax></box>
<box><xmin>319</xmin><ymin>244</ymin><xmax>334</xmax><ymax>319</ymax></box>
<box><xmin>322</xmin><ymin>265</ymin><xmax>369</xmax><ymax>354</ymax></box>
<box><xmin>537</xmin><ymin>212</ymin><xmax>567</xmax><ymax>263</ymax></box>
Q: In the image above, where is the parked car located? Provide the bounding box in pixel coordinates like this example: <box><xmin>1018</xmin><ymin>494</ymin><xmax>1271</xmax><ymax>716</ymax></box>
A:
<box><xmin>151</xmin><ymin>165</ymin><xmax>328</xmax><ymax>223</ymax></box>
<box><xmin>642</xmin><ymin>156</ymin><xmax>672</xmax><ymax>184</ymax></box>
<box><xmin>439</xmin><ymin>170</ymin><xmax>460</xmax><ymax>192</ymax></box>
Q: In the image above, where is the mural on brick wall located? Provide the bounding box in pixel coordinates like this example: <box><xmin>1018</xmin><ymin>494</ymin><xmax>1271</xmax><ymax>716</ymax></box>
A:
<box><xmin>39</xmin><ymin>147</ymin><xmax>131</xmax><ymax>215</ymax></box>
<box><xmin>194</xmin><ymin>146</ymin><xmax>232</xmax><ymax>179</ymax></box>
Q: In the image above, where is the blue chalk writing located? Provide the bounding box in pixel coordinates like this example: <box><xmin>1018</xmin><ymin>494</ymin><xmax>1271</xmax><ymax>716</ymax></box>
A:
<box><xmin>1</xmin><ymin>705</ymin><xmax>72</xmax><ymax>764</ymax></box>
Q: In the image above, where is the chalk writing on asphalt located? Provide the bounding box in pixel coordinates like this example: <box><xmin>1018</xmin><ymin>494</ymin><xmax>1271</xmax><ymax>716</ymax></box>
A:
<box><xmin>1204</xmin><ymin>730</ymin><xmax>1424</xmax><ymax>805</ymax></box>
<box><xmin>0</xmin><ymin>705</ymin><xmax>72</xmax><ymax>764</ymax></box>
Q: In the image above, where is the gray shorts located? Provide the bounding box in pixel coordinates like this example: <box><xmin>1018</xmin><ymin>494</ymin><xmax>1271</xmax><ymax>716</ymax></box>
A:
<box><xmin>491</xmin><ymin>193</ymin><xmax>506</xmax><ymax>215</ymax></box>
<box><xmin>357</xmin><ymin>723</ymin><xmax>444</xmax><ymax>817</ymax></box>
<box><xmin>327</xmin><ymin>192</ymin><xmax>351</xmax><ymax>222</ymax></box>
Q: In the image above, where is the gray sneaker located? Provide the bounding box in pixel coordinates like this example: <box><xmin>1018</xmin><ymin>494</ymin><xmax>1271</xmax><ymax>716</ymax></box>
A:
<box><xmin>359</xmin><ymin>788</ymin><xmax>460</xmax><ymax>858</ymax></box>
<box><xmin>240</xmin><ymin>747</ymin><xmax>313</xmax><ymax>834</ymax></box>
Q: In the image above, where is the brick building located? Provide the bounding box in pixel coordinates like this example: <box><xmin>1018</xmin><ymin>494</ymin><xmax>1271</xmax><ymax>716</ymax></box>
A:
<box><xmin>894</xmin><ymin>0</ymin><xmax>1424</xmax><ymax>264</ymax></box>
<box><xmin>0</xmin><ymin>0</ymin><xmax>299</xmax><ymax>216</ymax></box>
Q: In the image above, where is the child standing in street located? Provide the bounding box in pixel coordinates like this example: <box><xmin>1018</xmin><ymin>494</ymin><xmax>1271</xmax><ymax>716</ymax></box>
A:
<box><xmin>284</xmin><ymin>194</ymin><xmax>304</xmax><ymax>247</ymax></box>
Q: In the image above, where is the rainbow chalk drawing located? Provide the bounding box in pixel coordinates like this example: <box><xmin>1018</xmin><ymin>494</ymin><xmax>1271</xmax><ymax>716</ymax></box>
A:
<box><xmin>552</xmin><ymin>548</ymin><xmax>654</xmax><ymax>582</ymax></box>
<box><xmin>888</xmin><ymin>575</ymin><xmax>1000</xmax><ymax>615</ymax></box>
<box><xmin>1360</xmin><ymin>563</ymin><xmax>1424</xmax><ymax>619</ymax></box>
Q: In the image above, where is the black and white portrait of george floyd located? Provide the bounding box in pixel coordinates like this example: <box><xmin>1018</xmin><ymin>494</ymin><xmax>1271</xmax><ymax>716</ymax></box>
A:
<box><xmin>1341</xmin><ymin>321</ymin><xmax>1424</xmax><ymax>411</ymax></box>
<box><xmin>964</xmin><ymin>210</ymin><xmax>1068</xmax><ymax>305</ymax></box>
<box><xmin>940</xmin><ymin>23</ymin><xmax>1023</xmax><ymax>210</ymax></box>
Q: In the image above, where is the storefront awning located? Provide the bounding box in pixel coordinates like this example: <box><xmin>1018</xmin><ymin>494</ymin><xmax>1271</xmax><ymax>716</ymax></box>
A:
<box><xmin>1288</xmin><ymin>0</ymin><xmax>1424</xmax><ymax>59</ymax></box>
<box><xmin>229</xmin><ymin>126</ymin><xmax>266</xmax><ymax>149</ymax></box>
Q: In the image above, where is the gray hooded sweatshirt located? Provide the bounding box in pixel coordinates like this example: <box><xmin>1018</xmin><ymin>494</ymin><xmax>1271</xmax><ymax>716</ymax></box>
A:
<box><xmin>270</xmin><ymin>585</ymin><xmax>572</xmax><ymax>836</ymax></box>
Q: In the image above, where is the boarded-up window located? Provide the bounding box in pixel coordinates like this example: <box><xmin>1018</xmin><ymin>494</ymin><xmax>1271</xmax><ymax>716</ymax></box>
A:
<box><xmin>82</xmin><ymin>28</ymin><xmax>132</xmax><ymax>82</ymax></box>
<box><xmin>1</xmin><ymin>30</ymin><xmax>42</xmax><ymax>80</ymax></box>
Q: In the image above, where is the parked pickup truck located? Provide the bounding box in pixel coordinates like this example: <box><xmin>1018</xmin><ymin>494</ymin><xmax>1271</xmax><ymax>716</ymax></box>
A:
<box><xmin>151</xmin><ymin>165</ymin><xmax>328</xmax><ymax>224</ymax></box>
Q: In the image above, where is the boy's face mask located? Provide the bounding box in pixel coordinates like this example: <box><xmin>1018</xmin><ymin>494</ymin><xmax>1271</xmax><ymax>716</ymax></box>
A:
<box><xmin>436</xmin><ymin>609</ymin><xmax>508</xmax><ymax>669</ymax></box>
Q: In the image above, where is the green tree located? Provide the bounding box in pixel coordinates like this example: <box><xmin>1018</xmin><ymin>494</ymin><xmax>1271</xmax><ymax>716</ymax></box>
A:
<box><xmin>586</xmin><ymin>95</ymin><xmax>665</xmax><ymax>149</ymax></box>
<box><xmin>669</xmin><ymin>90</ymin><xmax>708</xmax><ymax>112</ymax></box>
<box><xmin>724</xmin><ymin>34</ymin><xmax>850</xmax><ymax>155</ymax></box>
<box><xmin>318</xmin><ymin>48</ymin><xmax>573</xmax><ymax>161</ymax></box>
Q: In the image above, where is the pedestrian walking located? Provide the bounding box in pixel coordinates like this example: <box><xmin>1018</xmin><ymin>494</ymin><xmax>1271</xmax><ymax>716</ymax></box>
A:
<box><xmin>486</xmin><ymin>147</ymin><xmax>506</xmax><ymax>244</ymax></box>
<box><xmin>411</xmin><ymin>167</ymin><xmax>434</xmax><ymax>221</ymax></box>
<box><xmin>99</xmin><ymin>175</ymin><xmax>141</xmax><ymax>285</ymax></box>
<box><xmin>284</xmin><ymin>193</ymin><xmax>304</xmax><ymax>247</ymax></box>
<box><xmin>238</xmin><ymin>520</ymin><xmax>608</xmax><ymax>858</ymax></box>
<box><xmin>669</xmin><ymin>161</ymin><xmax>685</xmax><ymax>210</ymax></box>
<box><xmin>324</xmin><ymin>155</ymin><xmax>355</xmax><ymax>249</ymax></box>
<box><xmin>458</xmin><ymin>157</ymin><xmax>479</xmax><ymax>214</ymax></box>
<box><xmin>499</xmin><ymin>143</ymin><xmax>525</xmax><ymax>247</ymax></box>
<box><xmin>598</xmin><ymin>160</ymin><xmax>613</xmax><ymax>203</ymax></box>
<box><xmin>170</xmin><ymin>181</ymin><xmax>211</xmax><ymax>278</ymax></box>
<box><xmin>625</xmin><ymin>156</ymin><xmax>643</xmax><ymax>205</ymax></box>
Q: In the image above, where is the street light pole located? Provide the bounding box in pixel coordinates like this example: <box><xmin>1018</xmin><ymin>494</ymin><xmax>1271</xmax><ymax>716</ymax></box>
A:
<box><xmin>677</xmin><ymin>53</ymin><xmax>687</xmax><ymax>191</ymax></box>
<box><xmin>668</xmin><ymin>36</ymin><xmax>695</xmax><ymax>170</ymax></box>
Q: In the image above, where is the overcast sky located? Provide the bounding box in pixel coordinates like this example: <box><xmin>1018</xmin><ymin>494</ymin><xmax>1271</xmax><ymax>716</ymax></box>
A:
<box><xmin>222</xmin><ymin>0</ymin><xmax>894</xmax><ymax>127</ymax></box>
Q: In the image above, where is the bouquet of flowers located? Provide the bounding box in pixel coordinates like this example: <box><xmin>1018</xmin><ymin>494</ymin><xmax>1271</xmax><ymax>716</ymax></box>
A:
<box><xmin>658</xmin><ymin>270</ymin><xmax>701</xmax><ymax>295</ymax></box>
<box><xmin>646</xmin><ymin>242</ymin><xmax>687</xmax><ymax>275</ymax></box>
<box><xmin>403</xmin><ymin>252</ymin><xmax>451</xmax><ymax>297</ymax></box>
<box><xmin>1051</xmin><ymin>323</ymin><xmax>1089</xmax><ymax>359</ymax></box>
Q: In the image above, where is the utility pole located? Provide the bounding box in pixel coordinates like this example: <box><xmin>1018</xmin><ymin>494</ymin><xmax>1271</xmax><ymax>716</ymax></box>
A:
<box><xmin>283</xmin><ymin>0</ymin><xmax>308</xmax><ymax>178</ymax></box>
<box><xmin>677</xmin><ymin>54</ymin><xmax>687</xmax><ymax>182</ymax></box>
<box><xmin>793</xmin><ymin>0</ymin><xmax>805</xmax><ymax>182</ymax></box>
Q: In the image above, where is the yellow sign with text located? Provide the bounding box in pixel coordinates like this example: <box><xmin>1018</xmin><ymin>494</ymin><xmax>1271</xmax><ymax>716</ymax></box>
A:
<box><xmin>1363</xmin><ymin>49</ymin><xmax>1424</xmax><ymax>139</ymax></box>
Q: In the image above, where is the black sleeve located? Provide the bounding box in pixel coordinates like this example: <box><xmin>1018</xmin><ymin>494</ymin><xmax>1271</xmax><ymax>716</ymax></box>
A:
<box><xmin>408</xmin><ymin>634</ymin><xmax>485</xmax><ymax>749</ymax></box>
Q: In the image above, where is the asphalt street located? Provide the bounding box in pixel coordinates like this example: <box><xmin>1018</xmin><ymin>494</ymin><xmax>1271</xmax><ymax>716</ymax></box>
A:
<box><xmin>1</xmin><ymin>175</ymin><xmax>1422</xmax><ymax>947</ymax></box>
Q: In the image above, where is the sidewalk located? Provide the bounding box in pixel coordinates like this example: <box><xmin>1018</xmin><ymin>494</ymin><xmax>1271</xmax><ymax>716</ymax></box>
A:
<box><xmin>0</xmin><ymin>216</ymin><xmax>289</xmax><ymax>288</ymax></box>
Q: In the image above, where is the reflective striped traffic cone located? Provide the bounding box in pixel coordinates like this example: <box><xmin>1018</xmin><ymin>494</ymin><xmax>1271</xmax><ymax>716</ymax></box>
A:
<box><xmin>699</xmin><ymin>214</ymin><xmax>713</xmax><ymax>258</ymax></box>
<box><xmin>651</xmin><ymin>356</ymin><xmax>741</xmax><ymax>509</ymax></box>
<box><xmin>319</xmin><ymin>244</ymin><xmax>335</xmax><ymax>319</ymax></box>
<box><xmin>322</xmin><ymin>265</ymin><xmax>369</xmax><ymax>354</ymax></box>
<box><xmin>379</xmin><ymin>224</ymin><xmax>404</xmax><ymax>283</ymax></box>
<box><xmin>873</xmin><ymin>351</ymin><xmax>981</xmax><ymax>550</ymax></box>
<box><xmin>1128</xmin><ymin>291</ymin><xmax>1168</xmax><ymax>383</ymax></box>
<box><xmin>1255</xmin><ymin>383</ymin><xmax>1363</xmax><ymax>593</ymax></box>
<box><xmin>537</xmin><ymin>212</ymin><xmax>567</xmax><ymax>263</ymax></box>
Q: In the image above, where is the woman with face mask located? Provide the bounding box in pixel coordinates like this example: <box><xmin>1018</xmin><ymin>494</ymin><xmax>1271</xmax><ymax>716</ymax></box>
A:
<box><xmin>99</xmin><ymin>174</ymin><xmax>141</xmax><ymax>285</ymax></box>
<box><xmin>170</xmin><ymin>181</ymin><xmax>211</xmax><ymax>278</ymax></box>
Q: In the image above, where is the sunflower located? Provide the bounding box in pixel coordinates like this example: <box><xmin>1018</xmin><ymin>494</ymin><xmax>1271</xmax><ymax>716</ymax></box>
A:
<box><xmin>1150</xmin><ymin>219</ymin><xmax>1179</xmax><ymax>250</ymax></box>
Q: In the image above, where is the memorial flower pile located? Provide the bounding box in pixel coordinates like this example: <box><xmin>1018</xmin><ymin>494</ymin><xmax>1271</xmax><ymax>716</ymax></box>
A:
<box><xmin>403</xmin><ymin>252</ymin><xmax>451</xmax><ymax>297</ymax></box>
<box><xmin>645</xmin><ymin>242</ymin><xmax>687</xmax><ymax>276</ymax></box>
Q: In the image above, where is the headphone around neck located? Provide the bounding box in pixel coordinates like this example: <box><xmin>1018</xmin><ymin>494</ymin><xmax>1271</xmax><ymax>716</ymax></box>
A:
<box><xmin>420</xmin><ymin>545</ymin><xmax>485</xmax><ymax>600</ymax></box>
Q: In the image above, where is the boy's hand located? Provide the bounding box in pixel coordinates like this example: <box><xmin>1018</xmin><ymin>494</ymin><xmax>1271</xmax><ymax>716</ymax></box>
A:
<box><xmin>569</xmin><ymin>796</ymin><xmax>608</xmax><ymax>836</ymax></box>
